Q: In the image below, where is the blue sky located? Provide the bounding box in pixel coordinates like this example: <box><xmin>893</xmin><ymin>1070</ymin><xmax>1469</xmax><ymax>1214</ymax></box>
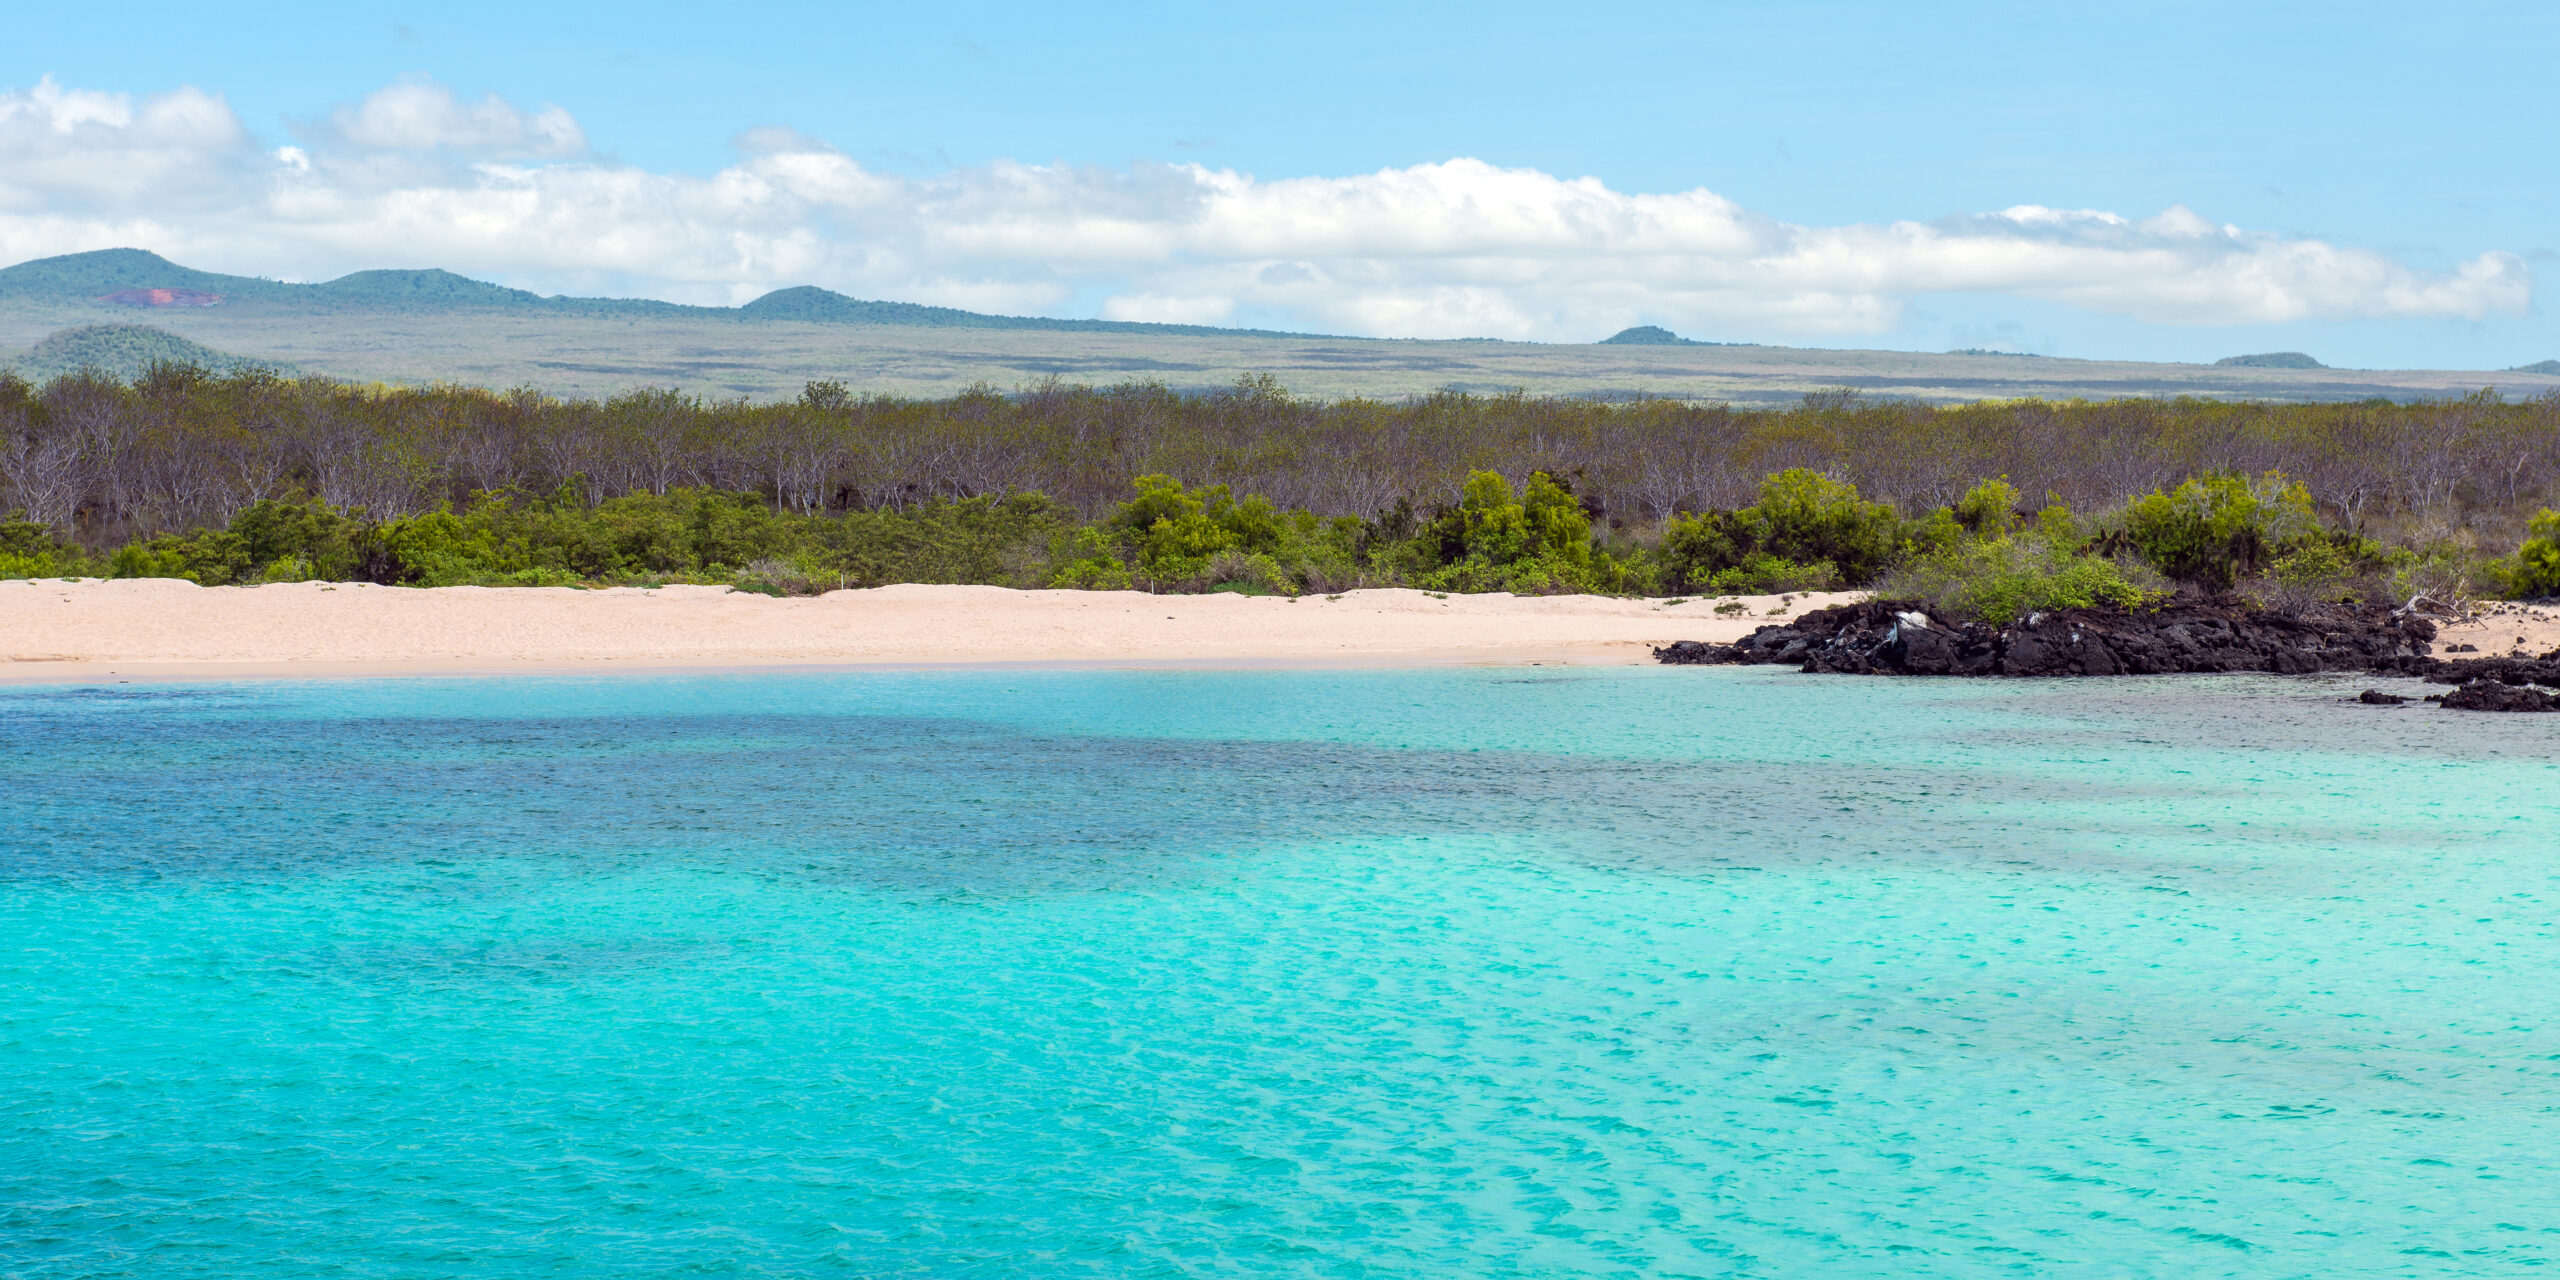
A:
<box><xmin>5</xmin><ymin>0</ymin><xmax>2555</xmax><ymax>367</ymax></box>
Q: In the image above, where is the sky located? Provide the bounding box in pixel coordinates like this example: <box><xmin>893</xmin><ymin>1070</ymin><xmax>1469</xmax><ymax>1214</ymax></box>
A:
<box><xmin>3</xmin><ymin>0</ymin><xmax>2555</xmax><ymax>367</ymax></box>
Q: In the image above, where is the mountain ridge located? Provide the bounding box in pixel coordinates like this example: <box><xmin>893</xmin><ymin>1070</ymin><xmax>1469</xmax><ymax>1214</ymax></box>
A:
<box><xmin>0</xmin><ymin>248</ymin><xmax>1326</xmax><ymax>339</ymax></box>
<box><xmin>6</xmin><ymin>252</ymin><xmax>2559</xmax><ymax>406</ymax></box>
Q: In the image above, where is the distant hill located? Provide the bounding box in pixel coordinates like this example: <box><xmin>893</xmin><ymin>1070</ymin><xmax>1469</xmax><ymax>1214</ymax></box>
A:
<box><xmin>736</xmin><ymin>284</ymin><xmax>1310</xmax><ymax>338</ymax></box>
<box><xmin>1596</xmin><ymin>325</ymin><xmax>1744</xmax><ymax>347</ymax></box>
<box><xmin>1599</xmin><ymin>325</ymin><xmax>1685</xmax><ymax>345</ymax></box>
<box><xmin>0</xmin><ymin>248</ymin><xmax>296</xmax><ymax>304</ymax></box>
<box><xmin>2215</xmin><ymin>351</ymin><xmax>2328</xmax><ymax>369</ymax></box>
<box><xmin>3</xmin><ymin>324</ymin><xmax>293</xmax><ymax>381</ymax></box>
<box><xmin>0</xmin><ymin>248</ymin><xmax>1316</xmax><ymax>337</ymax></box>
<box><xmin>311</xmin><ymin>268</ymin><xmax>547</xmax><ymax>309</ymax></box>
<box><xmin>2512</xmin><ymin>359</ymin><xmax>2560</xmax><ymax>375</ymax></box>
<box><xmin>1946</xmin><ymin>348</ymin><xmax>2041</xmax><ymax>358</ymax></box>
<box><xmin>4</xmin><ymin>251</ymin><xmax>2555</xmax><ymax>406</ymax></box>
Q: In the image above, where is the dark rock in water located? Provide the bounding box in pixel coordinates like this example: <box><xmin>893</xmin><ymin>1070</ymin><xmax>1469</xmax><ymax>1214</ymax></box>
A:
<box><xmin>1652</xmin><ymin>599</ymin><xmax>2438</xmax><ymax>679</ymax></box>
<box><xmin>1651</xmin><ymin>640</ymin><xmax>1732</xmax><ymax>665</ymax></box>
<box><xmin>2440</xmin><ymin>680</ymin><xmax>2560</xmax><ymax>712</ymax></box>
<box><xmin>2423</xmin><ymin>652</ymin><xmax>2560</xmax><ymax>690</ymax></box>
<box><xmin>2357</xmin><ymin>689</ymin><xmax>2409</xmax><ymax>705</ymax></box>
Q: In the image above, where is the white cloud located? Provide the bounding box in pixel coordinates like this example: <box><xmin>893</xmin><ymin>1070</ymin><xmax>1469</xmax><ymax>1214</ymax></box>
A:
<box><xmin>1100</xmin><ymin>292</ymin><xmax>1238</xmax><ymax>325</ymax></box>
<box><xmin>319</xmin><ymin>76</ymin><xmax>585</xmax><ymax>158</ymax></box>
<box><xmin>0</xmin><ymin>77</ymin><xmax>2531</xmax><ymax>340</ymax></box>
<box><xmin>0</xmin><ymin>77</ymin><xmax>248</xmax><ymax>210</ymax></box>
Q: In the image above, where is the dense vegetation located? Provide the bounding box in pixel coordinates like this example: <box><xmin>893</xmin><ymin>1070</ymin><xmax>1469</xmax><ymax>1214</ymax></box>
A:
<box><xmin>7</xmin><ymin>364</ymin><xmax>2560</xmax><ymax>615</ymax></box>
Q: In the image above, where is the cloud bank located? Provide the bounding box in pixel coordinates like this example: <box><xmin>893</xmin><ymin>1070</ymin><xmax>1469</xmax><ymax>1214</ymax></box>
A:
<box><xmin>0</xmin><ymin>76</ymin><xmax>2530</xmax><ymax>340</ymax></box>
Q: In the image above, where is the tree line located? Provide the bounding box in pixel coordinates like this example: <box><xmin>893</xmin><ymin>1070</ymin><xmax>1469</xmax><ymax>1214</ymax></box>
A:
<box><xmin>4</xmin><ymin>364</ymin><xmax>2559</xmax><ymax>605</ymax></box>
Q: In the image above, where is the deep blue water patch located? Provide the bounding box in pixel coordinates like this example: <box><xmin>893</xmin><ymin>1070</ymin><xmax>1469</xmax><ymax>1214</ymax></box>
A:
<box><xmin>4</xmin><ymin>667</ymin><xmax>2558</xmax><ymax>1277</ymax></box>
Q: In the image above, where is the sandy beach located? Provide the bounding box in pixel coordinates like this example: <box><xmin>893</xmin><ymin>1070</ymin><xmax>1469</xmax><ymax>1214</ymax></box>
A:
<box><xmin>8</xmin><ymin>578</ymin><xmax>2551</xmax><ymax>683</ymax></box>
<box><xmin>2449</xmin><ymin>601</ymin><xmax>2560</xmax><ymax>658</ymax></box>
<box><xmin>0</xmin><ymin>579</ymin><xmax>1861</xmax><ymax>681</ymax></box>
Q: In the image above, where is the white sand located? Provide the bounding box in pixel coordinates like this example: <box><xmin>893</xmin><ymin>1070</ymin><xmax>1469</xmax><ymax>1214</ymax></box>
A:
<box><xmin>0</xmin><ymin>579</ymin><xmax>1859</xmax><ymax>681</ymax></box>
<box><xmin>2433</xmin><ymin>601</ymin><xmax>2560</xmax><ymax>659</ymax></box>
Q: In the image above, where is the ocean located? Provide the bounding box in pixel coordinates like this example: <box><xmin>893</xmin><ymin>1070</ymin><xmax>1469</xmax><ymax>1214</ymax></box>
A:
<box><xmin>3</xmin><ymin>666</ymin><xmax>2555</xmax><ymax>1277</ymax></box>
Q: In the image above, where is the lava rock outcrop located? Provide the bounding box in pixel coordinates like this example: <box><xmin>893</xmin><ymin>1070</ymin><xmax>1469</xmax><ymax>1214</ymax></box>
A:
<box><xmin>1654</xmin><ymin>599</ymin><xmax>2437</xmax><ymax>679</ymax></box>
<box><xmin>2434</xmin><ymin>681</ymin><xmax>2560</xmax><ymax>712</ymax></box>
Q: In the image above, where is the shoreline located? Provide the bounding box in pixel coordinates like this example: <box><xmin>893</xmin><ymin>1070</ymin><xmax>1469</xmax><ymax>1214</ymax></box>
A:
<box><xmin>0</xmin><ymin>651</ymin><xmax>1675</xmax><ymax>685</ymax></box>
<box><xmin>10</xmin><ymin>577</ymin><xmax>2547</xmax><ymax>687</ymax></box>
<box><xmin>0</xmin><ymin>580</ymin><xmax>1859</xmax><ymax>684</ymax></box>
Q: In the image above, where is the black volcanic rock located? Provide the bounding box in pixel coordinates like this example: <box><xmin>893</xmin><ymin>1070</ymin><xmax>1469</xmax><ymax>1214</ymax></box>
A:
<box><xmin>2422</xmin><ymin>651</ymin><xmax>2560</xmax><ymax>689</ymax></box>
<box><xmin>2439</xmin><ymin>681</ymin><xmax>2560</xmax><ymax>712</ymax></box>
<box><xmin>1651</xmin><ymin>640</ymin><xmax>1731</xmax><ymax>665</ymax></box>
<box><xmin>1653</xmin><ymin>598</ymin><xmax>2438</xmax><ymax>678</ymax></box>
<box><xmin>1656</xmin><ymin>598</ymin><xmax>2560</xmax><ymax>715</ymax></box>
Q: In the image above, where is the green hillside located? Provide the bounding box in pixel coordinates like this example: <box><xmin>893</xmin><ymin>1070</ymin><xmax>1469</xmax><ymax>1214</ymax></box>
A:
<box><xmin>3</xmin><ymin>250</ymin><xmax>2557</xmax><ymax>405</ymax></box>
<box><xmin>0</xmin><ymin>250</ymin><xmax>726</xmax><ymax>319</ymax></box>
<box><xmin>1596</xmin><ymin>325</ymin><xmax>1744</xmax><ymax>348</ymax></box>
<box><xmin>3</xmin><ymin>324</ymin><xmax>293</xmax><ymax>381</ymax></box>
<box><xmin>0</xmin><ymin>248</ymin><xmax>1312</xmax><ymax>334</ymax></box>
<box><xmin>308</xmin><ymin>268</ymin><xmax>546</xmax><ymax>308</ymax></box>
<box><xmin>737</xmin><ymin>284</ymin><xmax>1309</xmax><ymax>337</ymax></box>
<box><xmin>0</xmin><ymin>248</ymin><xmax>301</xmax><ymax>304</ymax></box>
<box><xmin>2215</xmin><ymin>351</ymin><xmax>2328</xmax><ymax>369</ymax></box>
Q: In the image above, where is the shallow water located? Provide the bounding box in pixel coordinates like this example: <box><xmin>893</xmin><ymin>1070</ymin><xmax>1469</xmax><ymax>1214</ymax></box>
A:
<box><xmin>3</xmin><ymin>667</ymin><xmax>2556</xmax><ymax>1277</ymax></box>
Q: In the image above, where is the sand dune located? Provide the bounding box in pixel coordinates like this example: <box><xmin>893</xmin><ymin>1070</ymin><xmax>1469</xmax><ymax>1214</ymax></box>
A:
<box><xmin>0</xmin><ymin>579</ymin><xmax>1854</xmax><ymax>681</ymax></box>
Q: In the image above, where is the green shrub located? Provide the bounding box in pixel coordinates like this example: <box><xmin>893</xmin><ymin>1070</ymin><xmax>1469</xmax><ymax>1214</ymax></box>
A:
<box><xmin>1095</xmin><ymin>474</ymin><xmax>1360</xmax><ymax>592</ymax></box>
<box><xmin>1675</xmin><ymin>551</ymin><xmax>1843</xmax><ymax>595</ymax></box>
<box><xmin>2249</xmin><ymin>537</ymin><xmax>2367</xmax><ymax>615</ymax></box>
<box><xmin>2269</xmin><ymin>537</ymin><xmax>2348</xmax><ymax>587</ymax></box>
<box><xmin>1201</xmin><ymin>550</ymin><xmax>1296</xmax><ymax>595</ymax></box>
<box><xmin>1951</xmin><ymin>477</ymin><xmax>2023</xmax><ymax>536</ymax></box>
<box><xmin>94</xmin><ymin>497</ymin><xmax>389</xmax><ymax>585</ymax></box>
<box><xmin>1047</xmin><ymin>526</ymin><xmax>1136</xmax><ymax>590</ymax></box>
<box><xmin>819</xmin><ymin>494</ymin><xmax>1069</xmax><ymax>588</ymax></box>
<box><xmin>0</xmin><ymin>551</ymin><xmax>53</xmax><ymax>579</ymax></box>
<box><xmin>1403</xmin><ymin>470</ymin><xmax>1631</xmax><ymax>594</ymax></box>
<box><xmin>0</xmin><ymin>516</ymin><xmax>84</xmax><ymax>579</ymax></box>
<box><xmin>2510</xmin><ymin>509</ymin><xmax>2560</xmax><ymax>598</ymax></box>
<box><xmin>736</xmin><ymin>553</ymin><xmax>837</xmax><ymax>596</ymax></box>
<box><xmin>1659</xmin><ymin>469</ymin><xmax>1903</xmax><ymax>592</ymax></box>
<box><xmin>2030</xmin><ymin>499</ymin><xmax>2081</xmax><ymax>543</ymax></box>
<box><xmin>2389</xmin><ymin>541</ymin><xmax>2507</xmax><ymax>610</ymax></box>
<box><xmin>372</xmin><ymin>507</ymin><xmax>535</xmax><ymax>585</ymax></box>
<box><xmin>1880</xmin><ymin>535</ymin><xmax>2160</xmax><ymax>625</ymax></box>
<box><xmin>2118</xmin><ymin>472</ymin><xmax>2318</xmax><ymax>590</ymax></box>
<box><xmin>109</xmin><ymin>530</ymin><xmax>253</xmax><ymax>585</ymax></box>
<box><xmin>1749</xmin><ymin>469</ymin><xmax>1903</xmax><ymax>574</ymax></box>
<box><xmin>1104</xmin><ymin>474</ymin><xmax>1234</xmax><ymax>584</ymax></box>
<box><xmin>366</xmin><ymin>489</ymin><xmax>1070</xmax><ymax>589</ymax></box>
<box><xmin>229</xmin><ymin>498</ymin><xmax>366</xmax><ymax>577</ymax></box>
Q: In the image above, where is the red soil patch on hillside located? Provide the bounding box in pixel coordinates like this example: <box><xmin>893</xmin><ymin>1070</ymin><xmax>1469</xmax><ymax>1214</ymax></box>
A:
<box><xmin>100</xmin><ymin>288</ymin><xmax>223</xmax><ymax>308</ymax></box>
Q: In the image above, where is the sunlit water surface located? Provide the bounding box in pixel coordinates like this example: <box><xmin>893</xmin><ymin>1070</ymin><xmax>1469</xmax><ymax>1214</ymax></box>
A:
<box><xmin>3</xmin><ymin>667</ymin><xmax>2556</xmax><ymax>1277</ymax></box>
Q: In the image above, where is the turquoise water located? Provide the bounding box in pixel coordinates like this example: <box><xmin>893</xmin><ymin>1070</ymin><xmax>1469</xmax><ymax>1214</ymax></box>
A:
<box><xmin>4</xmin><ymin>667</ymin><xmax>2558</xmax><ymax>1278</ymax></box>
